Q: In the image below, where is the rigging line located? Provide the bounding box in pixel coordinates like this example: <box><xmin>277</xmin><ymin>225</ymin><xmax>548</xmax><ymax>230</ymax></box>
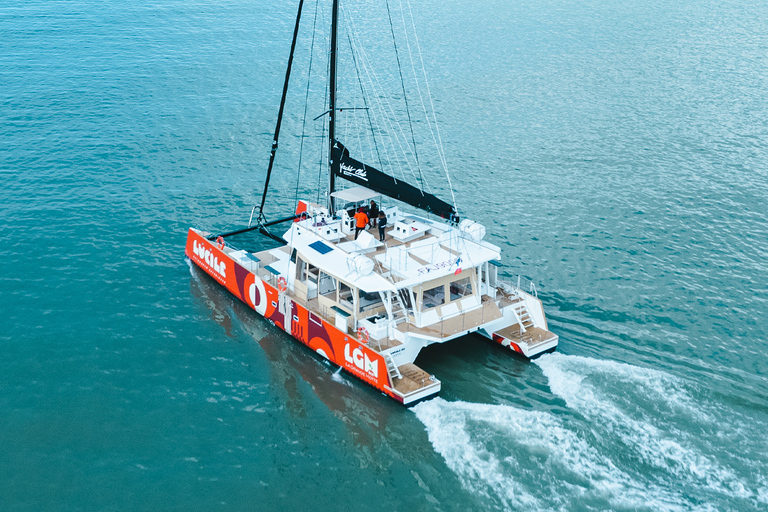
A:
<box><xmin>343</xmin><ymin>10</ymin><xmax>400</xmax><ymax>181</ymax></box>
<box><xmin>352</xmin><ymin>43</ymin><xmax>364</xmax><ymax>174</ymax></box>
<box><xmin>259</xmin><ymin>0</ymin><xmax>306</xmax><ymax>219</ymax></box>
<box><xmin>349</xmin><ymin>30</ymin><xmax>412</xmax><ymax>184</ymax></box>
<box><xmin>395</xmin><ymin>0</ymin><xmax>435</xmax><ymax>196</ymax></box>
<box><xmin>343</xmin><ymin>13</ymin><xmax>399</xmax><ymax>182</ymax></box>
<box><xmin>295</xmin><ymin>0</ymin><xmax>321</xmax><ymax>207</ymax></box>
<box><xmin>353</xmin><ymin>37</ymin><xmax>385</xmax><ymax>172</ymax></box>
<box><xmin>344</xmin><ymin>10</ymin><xmax>411</xmax><ymax>162</ymax></box>
<box><xmin>341</xmin><ymin>7</ymin><xmax>397</xmax><ymax>179</ymax></box>
<box><xmin>342</xmin><ymin>9</ymin><xmax>384</xmax><ymax>173</ymax></box>
<box><xmin>385</xmin><ymin>0</ymin><xmax>425</xmax><ymax>192</ymax></box>
<box><xmin>346</xmin><ymin>10</ymin><xmax>422</xmax><ymax>189</ymax></box>
<box><xmin>343</xmin><ymin>51</ymin><xmax>350</xmax><ymax>143</ymax></box>
<box><xmin>403</xmin><ymin>0</ymin><xmax>457</xmax><ymax>211</ymax></box>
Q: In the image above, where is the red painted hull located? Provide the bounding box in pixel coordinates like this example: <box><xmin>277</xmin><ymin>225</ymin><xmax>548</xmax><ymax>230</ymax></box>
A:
<box><xmin>185</xmin><ymin>229</ymin><xmax>401</xmax><ymax>403</ymax></box>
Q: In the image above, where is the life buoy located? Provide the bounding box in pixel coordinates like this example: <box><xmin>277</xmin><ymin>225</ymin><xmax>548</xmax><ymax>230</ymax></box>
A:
<box><xmin>216</xmin><ymin>236</ymin><xmax>225</xmax><ymax>250</ymax></box>
<box><xmin>277</xmin><ymin>276</ymin><xmax>287</xmax><ymax>292</ymax></box>
<box><xmin>357</xmin><ymin>326</ymin><xmax>370</xmax><ymax>345</ymax></box>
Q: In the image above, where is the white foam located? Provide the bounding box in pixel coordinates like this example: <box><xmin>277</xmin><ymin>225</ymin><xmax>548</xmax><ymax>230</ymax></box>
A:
<box><xmin>536</xmin><ymin>353</ymin><xmax>761</xmax><ymax>503</ymax></box>
<box><xmin>413</xmin><ymin>398</ymin><xmax>681</xmax><ymax>511</ymax></box>
<box><xmin>331</xmin><ymin>366</ymin><xmax>354</xmax><ymax>387</ymax></box>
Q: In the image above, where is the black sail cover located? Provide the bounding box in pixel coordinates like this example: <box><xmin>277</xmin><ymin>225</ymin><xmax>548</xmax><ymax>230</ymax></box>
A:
<box><xmin>331</xmin><ymin>141</ymin><xmax>456</xmax><ymax>219</ymax></box>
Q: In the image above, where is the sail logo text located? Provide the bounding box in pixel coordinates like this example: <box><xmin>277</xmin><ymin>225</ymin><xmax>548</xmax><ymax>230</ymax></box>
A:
<box><xmin>192</xmin><ymin>240</ymin><xmax>226</xmax><ymax>278</ymax></box>
<box><xmin>340</xmin><ymin>163</ymin><xmax>368</xmax><ymax>182</ymax></box>
<box><xmin>344</xmin><ymin>343</ymin><xmax>378</xmax><ymax>378</ymax></box>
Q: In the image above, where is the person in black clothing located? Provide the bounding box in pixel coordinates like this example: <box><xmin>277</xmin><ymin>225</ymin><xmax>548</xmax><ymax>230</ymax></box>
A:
<box><xmin>377</xmin><ymin>211</ymin><xmax>387</xmax><ymax>241</ymax></box>
<box><xmin>368</xmin><ymin>200</ymin><xmax>379</xmax><ymax>228</ymax></box>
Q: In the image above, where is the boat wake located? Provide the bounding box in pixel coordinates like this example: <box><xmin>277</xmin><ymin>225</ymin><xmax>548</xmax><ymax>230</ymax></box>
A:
<box><xmin>413</xmin><ymin>354</ymin><xmax>768</xmax><ymax>511</ymax></box>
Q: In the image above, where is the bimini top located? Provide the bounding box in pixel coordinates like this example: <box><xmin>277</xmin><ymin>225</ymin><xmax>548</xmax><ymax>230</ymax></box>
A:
<box><xmin>329</xmin><ymin>186</ymin><xmax>379</xmax><ymax>204</ymax></box>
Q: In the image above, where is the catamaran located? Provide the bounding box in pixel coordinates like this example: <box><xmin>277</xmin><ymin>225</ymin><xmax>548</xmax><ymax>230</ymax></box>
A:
<box><xmin>186</xmin><ymin>0</ymin><xmax>558</xmax><ymax>405</ymax></box>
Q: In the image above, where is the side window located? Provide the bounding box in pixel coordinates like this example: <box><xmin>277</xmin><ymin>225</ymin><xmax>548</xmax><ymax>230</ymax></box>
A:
<box><xmin>305</xmin><ymin>263</ymin><xmax>318</xmax><ymax>284</ymax></box>
<box><xmin>339</xmin><ymin>281</ymin><xmax>353</xmax><ymax>310</ymax></box>
<box><xmin>359</xmin><ymin>289</ymin><xmax>383</xmax><ymax>313</ymax></box>
<box><xmin>294</xmin><ymin>257</ymin><xmax>306</xmax><ymax>281</ymax></box>
<box><xmin>450</xmin><ymin>277</ymin><xmax>472</xmax><ymax>301</ymax></box>
<box><xmin>422</xmin><ymin>285</ymin><xmax>445</xmax><ymax>310</ymax></box>
<box><xmin>318</xmin><ymin>271</ymin><xmax>337</xmax><ymax>297</ymax></box>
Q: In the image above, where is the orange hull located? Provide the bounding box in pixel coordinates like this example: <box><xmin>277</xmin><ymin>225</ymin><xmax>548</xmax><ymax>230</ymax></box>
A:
<box><xmin>185</xmin><ymin>229</ymin><xmax>401</xmax><ymax>403</ymax></box>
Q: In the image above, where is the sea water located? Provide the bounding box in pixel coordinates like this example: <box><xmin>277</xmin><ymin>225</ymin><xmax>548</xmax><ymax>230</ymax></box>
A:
<box><xmin>2</xmin><ymin>0</ymin><xmax>767</xmax><ymax>510</ymax></box>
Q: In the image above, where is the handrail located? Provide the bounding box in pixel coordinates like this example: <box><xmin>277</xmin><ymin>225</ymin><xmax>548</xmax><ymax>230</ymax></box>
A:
<box><xmin>510</xmin><ymin>275</ymin><xmax>539</xmax><ymax>299</ymax></box>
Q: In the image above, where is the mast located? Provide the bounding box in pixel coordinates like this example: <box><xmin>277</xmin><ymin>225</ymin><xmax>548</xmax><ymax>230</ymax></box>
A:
<box><xmin>257</xmin><ymin>0</ymin><xmax>305</xmax><ymax>219</ymax></box>
<box><xmin>328</xmin><ymin>0</ymin><xmax>339</xmax><ymax>215</ymax></box>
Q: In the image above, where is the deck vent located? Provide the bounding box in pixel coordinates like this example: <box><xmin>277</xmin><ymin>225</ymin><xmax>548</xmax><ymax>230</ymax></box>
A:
<box><xmin>309</xmin><ymin>240</ymin><xmax>333</xmax><ymax>255</ymax></box>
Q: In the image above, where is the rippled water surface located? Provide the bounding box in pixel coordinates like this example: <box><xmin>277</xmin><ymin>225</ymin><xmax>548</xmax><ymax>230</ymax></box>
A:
<box><xmin>2</xmin><ymin>0</ymin><xmax>767</xmax><ymax>510</ymax></box>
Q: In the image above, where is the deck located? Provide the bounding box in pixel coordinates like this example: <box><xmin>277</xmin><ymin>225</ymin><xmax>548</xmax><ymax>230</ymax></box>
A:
<box><xmin>391</xmin><ymin>363</ymin><xmax>436</xmax><ymax>395</ymax></box>
<box><xmin>494</xmin><ymin>324</ymin><xmax>558</xmax><ymax>348</ymax></box>
<box><xmin>396</xmin><ymin>295</ymin><xmax>502</xmax><ymax>340</ymax></box>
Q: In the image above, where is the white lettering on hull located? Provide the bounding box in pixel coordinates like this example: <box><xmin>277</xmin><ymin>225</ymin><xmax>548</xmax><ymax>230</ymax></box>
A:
<box><xmin>344</xmin><ymin>343</ymin><xmax>379</xmax><ymax>379</ymax></box>
<box><xmin>193</xmin><ymin>240</ymin><xmax>226</xmax><ymax>278</ymax></box>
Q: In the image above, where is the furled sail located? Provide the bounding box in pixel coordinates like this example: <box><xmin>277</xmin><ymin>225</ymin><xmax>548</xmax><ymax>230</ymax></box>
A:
<box><xmin>331</xmin><ymin>141</ymin><xmax>456</xmax><ymax>219</ymax></box>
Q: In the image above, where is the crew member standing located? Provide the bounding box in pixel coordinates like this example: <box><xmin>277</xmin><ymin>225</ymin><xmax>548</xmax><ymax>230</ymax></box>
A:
<box><xmin>354</xmin><ymin>207</ymin><xmax>369</xmax><ymax>240</ymax></box>
<box><xmin>377</xmin><ymin>211</ymin><xmax>387</xmax><ymax>241</ymax></box>
<box><xmin>368</xmin><ymin>200</ymin><xmax>379</xmax><ymax>227</ymax></box>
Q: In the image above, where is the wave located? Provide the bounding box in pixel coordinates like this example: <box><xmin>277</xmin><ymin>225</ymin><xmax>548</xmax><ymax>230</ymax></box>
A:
<box><xmin>413</xmin><ymin>398</ymin><xmax>680</xmax><ymax>511</ymax></box>
<box><xmin>413</xmin><ymin>354</ymin><xmax>768</xmax><ymax>511</ymax></box>
<box><xmin>536</xmin><ymin>353</ymin><xmax>767</xmax><ymax>506</ymax></box>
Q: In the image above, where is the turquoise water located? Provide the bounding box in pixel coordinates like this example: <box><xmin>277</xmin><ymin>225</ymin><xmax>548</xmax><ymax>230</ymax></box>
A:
<box><xmin>2</xmin><ymin>0</ymin><xmax>768</xmax><ymax>510</ymax></box>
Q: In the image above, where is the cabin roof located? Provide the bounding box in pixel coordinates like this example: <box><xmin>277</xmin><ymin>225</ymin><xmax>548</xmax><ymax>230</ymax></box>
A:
<box><xmin>282</xmin><ymin>211</ymin><xmax>501</xmax><ymax>292</ymax></box>
<box><xmin>329</xmin><ymin>186</ymin><xmax>379</xmax><ymax>203</ymax></box>
<box><xmin>282</xmin><ymin>223</ymin><xmax>396</xmax><ymax>293</ymax></box>
<box><xmin>375</xmin><ymin>230</ymin><xmax>500</xmax><ymax>288</ymax></box>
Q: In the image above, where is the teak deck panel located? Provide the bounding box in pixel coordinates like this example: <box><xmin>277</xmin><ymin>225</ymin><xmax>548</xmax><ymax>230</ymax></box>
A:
<box><xmin>496</xmin><ymin>324</ymin><xmax>557</xmax><ymax>347</ymax></box>
<box><xmin>392</xmin><ymin>363</ymin><xmax>434</xmax><ymax>394</ymax></box>
<box><xmin>396</xmin><ymin>296</ymin><xmax>502</xmax><ymax>339</ymax></box>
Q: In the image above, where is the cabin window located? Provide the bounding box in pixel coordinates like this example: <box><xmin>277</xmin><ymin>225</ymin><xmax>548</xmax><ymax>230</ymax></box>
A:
<box><xmin>295</xmin><ymin>257</ymin><xmax>306</xmax><ymax>281</ymax></box>
<box><xmin>318</xmin><ymin>271</ymin><xmax>336</xmax><ymax>297</ymax></box>
<box><xmin>422</xmin><ymin>284</ymin><xmax>445</xmax><ymax>310</ymax></box>
<box><xmin>450</xmin><ymin>277</ymin><xmax>473</xmax><ymax>301</ymax></box>
<box><xmin>339</xmin><ymin>281</ymin><xmax>353</xmax><ymax>310</ymax></box>
<box><xmin>484</xmin><ymin>263</ymin><xmax>498</xmax><ymax>288</ymax></box>
<box><xmin>301</xmin><ymin>263</ymin><xmax>318</xmax><ymax>284</ymax></box>
<box><xmin>359</xmin><ymin>289</ymin><xmax>383</xmax><ymax>313</ymax></box>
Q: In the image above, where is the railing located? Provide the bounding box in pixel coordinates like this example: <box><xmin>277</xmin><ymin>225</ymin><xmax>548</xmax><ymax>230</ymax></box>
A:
<box><xmin>394</xmin><ymin>295</ymin><xmax>498</xmax><ymax>339</ymax></box>
<box><xmin>515</xmin><ymin>275</ymin><xmax>538</xmax><ymax>298</ymax></box>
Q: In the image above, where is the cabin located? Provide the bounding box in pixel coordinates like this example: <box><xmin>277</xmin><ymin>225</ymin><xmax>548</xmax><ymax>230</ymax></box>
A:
<box><xmin>200</xmin><ymin>185</ymin><xmax>557</xmax><ymax>403</ymax></box>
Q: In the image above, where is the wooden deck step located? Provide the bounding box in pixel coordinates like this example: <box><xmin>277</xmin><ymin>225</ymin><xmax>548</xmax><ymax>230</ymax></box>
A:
<box><xmin>495</xmin><ymin>324</ymin><xmax>557</xmax><ymax>347</ymax></box>
<box><xmin>391</xmin><ymin>363</ymin><xmax>436</xmax><ymax>394</ymax></box>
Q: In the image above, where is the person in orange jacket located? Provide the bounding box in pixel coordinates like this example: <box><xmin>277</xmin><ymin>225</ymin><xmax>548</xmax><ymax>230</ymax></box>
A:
<box><xmin>354</xmin><ymin>207</ymin><xmax>369</xmax><ymax>240</ymax></box>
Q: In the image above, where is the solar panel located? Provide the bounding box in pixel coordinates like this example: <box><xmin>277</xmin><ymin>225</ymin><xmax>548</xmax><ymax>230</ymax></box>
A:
<box><xmin>309</xmin><ymin>240</ymin><xmax>333</xmax><ymax>255</ymax></box>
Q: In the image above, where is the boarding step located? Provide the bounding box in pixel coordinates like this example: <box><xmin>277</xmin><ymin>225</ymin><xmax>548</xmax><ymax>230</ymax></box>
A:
<box><xmin>385</xmin><ymin>353</ymin><xmax>402</xmax><ymax>381</ymax></box>
<box><xmin>390</xmin><ymin>363</ymin><xmax>439</xmax><ymax>399</ymax></box>
<box><xmin>512</xmin><ymin>301</ymin><xmax>534</xmax><ymax>332</ymax></box>
<box><xmin>492</xmin><ymin>325</ymin><xmax>559</xmax><ymax>358</ymax></box>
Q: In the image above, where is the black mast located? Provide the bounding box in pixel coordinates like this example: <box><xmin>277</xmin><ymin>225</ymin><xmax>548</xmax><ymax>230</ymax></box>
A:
<box><xmin>257</xmin><ymin>0</ymin><xmax>305</xmax><ymax>220</ymax></box>
<box><xmin>328</xmin><ymin>0</ymin><xmax>339</xmax><ymax>215</ymax></box>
